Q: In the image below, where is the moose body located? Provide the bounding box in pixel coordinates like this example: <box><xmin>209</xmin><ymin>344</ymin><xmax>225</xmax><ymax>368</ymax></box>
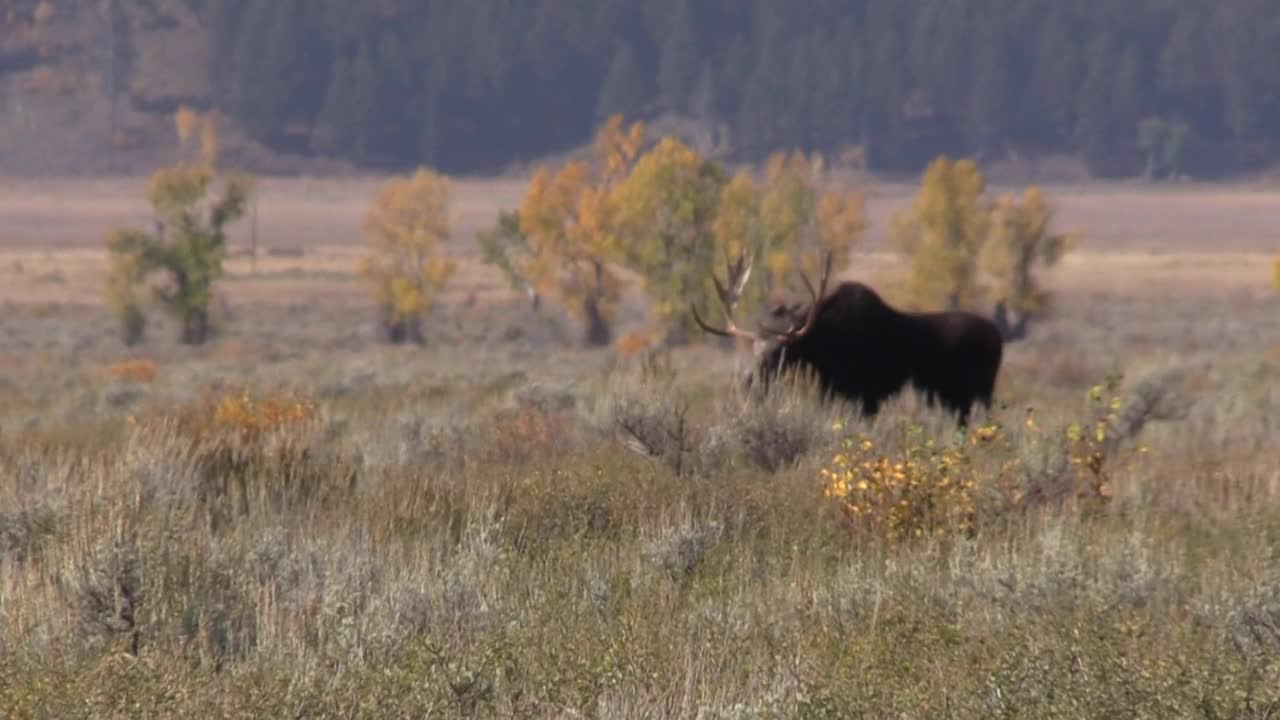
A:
<box><xmin>755</xmin><ymin>282</ymin><xmax>1003</xmax><ymax>424</ymax></box>
<box><xmin>692</xmin><ymin>253</ymin><xmax>1003</xmax><ymax>425</ymax></box>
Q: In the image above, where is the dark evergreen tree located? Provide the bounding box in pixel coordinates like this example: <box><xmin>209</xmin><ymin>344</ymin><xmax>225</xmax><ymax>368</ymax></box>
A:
<box><xmin>1109</xmin><ymin>47</ymin><xmax>1144</xmax><ymax>169</ymax></box>
<box><xmin>1074</xmin><ymin>36</ymin><xmax>1115</xmax><ymax>174</ymax></box>
<box><xmin>657</xmin><ymin>0</ymin><xmax>699</xmax><ymax>114</ymax></box>
<box><xmin>190</xmin><ymin>0</ymin><xmax>1280</xmax><ymax>176</ymax></box>
<box><xmin>1032</xmin><ymin>10</ymin><xmax>1082</xmax><ymax>147</ymax></box>
<box><xmin>597</xmin><ymin>44</ymin><xmax>649</xmax><ymax>121</ymax></box>
<box><xmin>312</xmin><ymin>56</ymin><xmax>358</xmax><ymax>156</ymax></box>
<box><xmin>966</xmin><ymin>22</ymin><xmax>1009</xmax><ymax>156</ymax></box>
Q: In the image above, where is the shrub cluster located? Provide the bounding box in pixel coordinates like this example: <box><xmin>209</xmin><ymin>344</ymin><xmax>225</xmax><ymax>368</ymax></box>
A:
<box><xmin>821</xmin><ymin>378</ymin><xmax>1162</xmax><ymax>543</ymax></box>
<box><xmin>822</xmin><ymin>425</ymin><xmax>983</xmax><ymax>541</ymax></box>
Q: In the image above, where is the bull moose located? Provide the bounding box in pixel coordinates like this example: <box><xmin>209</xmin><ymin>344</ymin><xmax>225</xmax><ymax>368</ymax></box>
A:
<box><xmin>691</xmin><ymin>252</ymin><xmax>1004</xmax><ymax>425</ymax></box>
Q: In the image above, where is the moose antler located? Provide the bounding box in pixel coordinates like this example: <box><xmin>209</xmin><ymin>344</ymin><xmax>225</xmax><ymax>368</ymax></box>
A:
<box><xmin>693</xmin><ymin>249</ymin><xmax>834</xmax><ymax>345</ymax></box>
<box><xmin>691</xmin><ymin>250</ymin><xmax>759</xmax><ymax>342</ymax></box>
<box><xmin>759</xmin><ymin>250</ymin><xmax>833</xmax><ymax>343</ymax></box>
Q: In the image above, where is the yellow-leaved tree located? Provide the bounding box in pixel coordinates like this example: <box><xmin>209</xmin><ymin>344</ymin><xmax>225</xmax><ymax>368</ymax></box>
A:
<box><xmin>515</xmin><ymin>115</ymin><xmax>645</xmax><ymax>346</ymax></box>
<box><xmin>710</xmin><ymin>170</ymin><xmax>766</xmax><ymax>323</ymax></box>
<box><xmin>891</xmin><ymin>156</ymin><xmax>990</xmax><ymax>310</ymax></box>
<box><xmin>758</xmin><ymin>152</ymin><xmax>865</xmax><ymax>298</ymax></box>
<box><xmin>983</xmin><ymin>187</ymin><xmax>1073</xmax><ymax>340</ymax></box>
<box><xmin>815</xmin><ymin>186</ymin><xmax>869</xmax><ymax>269</ymax></box>
<box><xmin>360</xmin><ymin>168</ymin><xmax>457</xmax><ymax>344</ymax></box>
<box><xmin>707</xmin><ymin>153</ymin><xmax>866</xmax><ymax>328</ymax></box>
<box><xmin>611</xmin><ymin>136</ymin><xmax>727</xmax><ymax>344</ymax></box>
<box><xmin>890</xmin><ymin>155</ymin><xmax>1073</xmax><ymax>340</ymax></box>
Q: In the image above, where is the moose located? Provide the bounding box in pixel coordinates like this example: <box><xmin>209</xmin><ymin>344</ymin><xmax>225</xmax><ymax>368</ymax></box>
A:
<box><xmin>691</xmin><ymin>252</ymin><xmax>1004</xmax><ymax>425</ymax></box>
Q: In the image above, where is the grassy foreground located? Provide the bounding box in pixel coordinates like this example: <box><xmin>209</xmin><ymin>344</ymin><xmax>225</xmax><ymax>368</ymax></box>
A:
<box><xmin>1</xmin><ymin>298</ymin><xmax>1279</xmax><ymax>718</ymax></box>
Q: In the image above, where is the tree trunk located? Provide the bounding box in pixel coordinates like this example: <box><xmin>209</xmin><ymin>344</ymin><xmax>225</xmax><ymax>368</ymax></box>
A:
<box><xmin>402</xmin><ymin>314</ymin><xmax>425</xmax><ymax>345</ymax></box>
<box><xmin>375</xmin><ymin>304</ymin><xmax>424</xmax><ymax>345</ymax></box>
<box><xmin>582</xmin><ymin>299</ymin><xmax>611</xmax><ymax>347</ymax></box>
<box><xmin>120</xmin><ymin>305</ymin><xmax>145</xmax><ymax>347</ymax></box>
<box><xmin>376</xmin><ymin>303</ymin><xmax>400</xmax><ymax>343</ymax></box>
<box><xmin>181</xmin><ymin>308</ymin><xmax>209</xmax><ymax>345</ymax></box>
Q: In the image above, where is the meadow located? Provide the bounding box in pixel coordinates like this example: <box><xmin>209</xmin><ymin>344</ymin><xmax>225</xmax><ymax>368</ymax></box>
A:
<box><xmin>1</xmin><ymin>176</ymin><xmax>1279</xmax><ymax>717</ymax></box>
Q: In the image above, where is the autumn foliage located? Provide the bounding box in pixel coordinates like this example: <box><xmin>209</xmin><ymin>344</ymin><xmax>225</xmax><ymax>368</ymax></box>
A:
<box><xmin>519</xmin><ymin>162</ymin><xmax>622</xmax><ymax>346</ymax></box>
<box><xmin>758</xmin><ymin>152</ymin><xmax>866</xmax><ymax>305</ymax></box>
<box><xmin>482</xmin><ymin>115</ymin><xmax>868</xmax><ymax>347</ymax></box>
<box><xmin>822</xmin><ymin>429</ymin><xmax>981</xmax><ymax>541</ymax></box>
<box><xmin>822</xmin><ymin>380</ymin><xmax>1129</xmax><ymax>543</ymax></box>
<box><xmin>209</xmin><ymin>389</ymin><xmax>320</xmax><ymax>444</ymax></box>
<box><xmin>515</xmin><ymin>115</ymin><xmax>645</xmax><ymax>346</ymax></box>
<box><xmin>611</xmin><ymin>136</ymin><xmax>726</xmax><ymax>344</ymax></box>
<box><xmin>983</xmin><ymin>186</ymin><xmax>1073</xmax><ymax>336</ymax></box>
<box><xmin>891</xmin><ymin>156</ymin><xmax>1073</xmax><ymax>336</ymax></box>
<box><xmin>360</xmin><ymin>168</ymin><xmax>457</xmax><ymax>344</ymax></box>
<box><xmin>891</xmin><ymin>157</ymin><xmax>991</xmax><ymax>311</ymax></box>
<box><xmin>100</xmin><ymin>359</ymin><xmax>158</xmax><ymax>384</ymax></box>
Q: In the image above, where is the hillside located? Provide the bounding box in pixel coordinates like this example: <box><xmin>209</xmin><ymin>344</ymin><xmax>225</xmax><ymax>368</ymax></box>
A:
<box><xmin>0</xmin><ymin>0</ymin><xmax>350</xmax><ymax>176</ymax></box>
<box><xmin>5</xmin><ymin>1</ymin><xmax>1280</xmax><ymax>180</ymax></box>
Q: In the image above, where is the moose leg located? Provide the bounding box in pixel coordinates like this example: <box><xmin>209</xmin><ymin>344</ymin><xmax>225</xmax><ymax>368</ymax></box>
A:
<box><xmin>860</xmin><ymin>397</ymin><xmax>881</xmax><ymax>418</ymax></box>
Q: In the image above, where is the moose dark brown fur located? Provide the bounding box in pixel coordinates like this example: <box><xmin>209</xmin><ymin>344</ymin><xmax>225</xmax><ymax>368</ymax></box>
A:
<box><xmin>692</xmin><ymin>253</ymin><xmax>1004</xmax><ymax>425</ymax></box>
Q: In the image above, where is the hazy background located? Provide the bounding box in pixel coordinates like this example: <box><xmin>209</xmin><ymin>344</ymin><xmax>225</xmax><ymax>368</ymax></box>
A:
<box><xmin>3</xmin><ymin>0</ymin><xmax>1280</xmax><ymax>180</ymax></box>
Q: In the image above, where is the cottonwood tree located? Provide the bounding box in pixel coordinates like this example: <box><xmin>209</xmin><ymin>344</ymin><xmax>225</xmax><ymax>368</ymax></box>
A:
<box><xmin>611</xmin><ymin>136</ymin><xmax>726</xmax><ymax>345</ymax></box>
<box><xmin>760</xmin><ymin>151</ymin><xmax>866</xmax><ymax>294</ymax></box>
<box><xmin>891</xmin><ymin>156</ymin><xmax>990</xmax><ymax>311</ymax></box>
<box><xmin>710</xmin><ymin>170</ymin><xmax>766</xmax><ymax>322</ymax></box>
<box><xmin>360</xmin><ymin>168</ymin><xmax>457</xmax><ymax>344</ymax></box>
<box><xmin>513</xmin><ymin>115</ymin><xmax>646</xmax><ymax>346</ymax></box>
<box><xmin>713</xmin><ymin>153</ymin><xmax>865</xmax><ymax>325</ymax></box>
<box><xmin>983</xmin><ymin>187</ymin><xmax>1072</xmax><ymax>340</ymax></box>
<box><xmin>475</xmin><ymin>209</ymin><xmax>539</xmax><ymax>310</ymax></box>
<box><xmin>104</xmin><ymin>165</ymin><xmax>250</xmax><ymax>345</ymax></box>
<box><xmin>518</xmin><ymin>162</ymin><xmax>619</xmax><ymax>345</ymax></box>
<box><xmin>891</xmin><ymin>156</ymin><xmax>1073</xmax><ymax>339</ymax></box>
<box><xmin>104</xmin><ymin>244</ymin><xmax>148</xmax><ymax>346</ymax></box>
<box><xmin>758</xmin><ymin>152</ymin><xmax>819</xmax><ymax>288</ymax></box>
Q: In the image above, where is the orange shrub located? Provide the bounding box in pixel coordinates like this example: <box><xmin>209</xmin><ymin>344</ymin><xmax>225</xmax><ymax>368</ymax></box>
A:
<box><xmin>136</xmin><ymin>386</ymin><xmax>320</xmax><ymax>447</ymax></box>
<box><xmin>485</xmin><ymin>404</ymin><xmax>575</xmax><ymax>466</ymax></box>
<box><xmin>614</xmin><ymin>329</ymin><xmax>656</xmax><ymax>358</ymax></box>
<box><xmin>208</xmin><ymin>389</ymin><xmax>320</xmax><ymax>444</ymax></box>
<box><xmin>102</xmin><ymin>359</ymin><xmax>157</xmax><ymax>384</ymax></box>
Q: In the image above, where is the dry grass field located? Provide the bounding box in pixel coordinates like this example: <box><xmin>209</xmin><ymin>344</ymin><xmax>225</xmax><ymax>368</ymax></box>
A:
<box><xmin>2</xmin><ymin>176</ymin><xmax>1279</xmax><ymax>717</ymax></box>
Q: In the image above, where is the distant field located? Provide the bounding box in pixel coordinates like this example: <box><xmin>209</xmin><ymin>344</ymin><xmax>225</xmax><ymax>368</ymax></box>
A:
<box><xmin>2</xmin><ymin>175</ymin><xmax>1279</xmax><ymax>253</ymax></box>
<box><xmin>0</xmin><ymin>175</ymin><xmax>527</xmax><ymax>254</ymax></box>
<box><xmin>0</xmin><ymin>176</ymin><xmax>1276</xmax><ymax>308</ymax></box>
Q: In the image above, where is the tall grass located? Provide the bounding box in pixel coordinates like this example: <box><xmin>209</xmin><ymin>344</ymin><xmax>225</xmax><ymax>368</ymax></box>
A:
<box><xmin>1</xmin><ymin>299</ymin><xmax>1279</xmax><ymax>717</ymax></box>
